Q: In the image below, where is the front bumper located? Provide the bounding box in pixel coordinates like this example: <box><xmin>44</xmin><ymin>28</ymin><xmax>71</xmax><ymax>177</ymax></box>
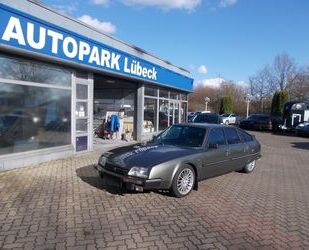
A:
<box><xmin>96</xmin><ymin>164</ymin><xmax>162</xmax><ymax>191</ymax></box>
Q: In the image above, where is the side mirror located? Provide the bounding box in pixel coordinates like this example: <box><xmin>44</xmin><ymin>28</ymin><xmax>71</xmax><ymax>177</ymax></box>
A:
<box><xmin>208</xmin><ymin>143</ymin><xmax>219</xmax><ymax>149</ymax></box>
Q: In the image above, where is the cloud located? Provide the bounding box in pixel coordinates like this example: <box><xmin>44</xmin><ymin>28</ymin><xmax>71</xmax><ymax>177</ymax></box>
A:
<box><xmin>91</xmin><ymin>0</ymin><xmax>110</xmax><ymax>6</ymax></box>
<box><xmin>194</xmin><ymin>78</ymin><xmax>225</xmax><ymax>88</ymax></box>
<box><xmin>52</xmin><ymin>3</ymin><xmax>77</xmax><ymax>15</ymax></box>
<box><xmin>78</xmin><ymin>15</ymin><xmax>116</xmax><ymax>34</ymax></box>
<box><xmin>219</xmin><ymin>0</ymin><xmax>237</xmax><ymax>8</ymax></box>
<box><xmin>197</xmin><ymin>65</ymin><xmax>208</xmax><ymax>74</ymax></box>
<box><xmin>121</xmin><ymin>0</ymin><xmax>202</xmax><ymax>11</ymax></box>
<box><xmin>236</xmin><ymin>80</ymin><xmax>249</xmax><ymax>88</ymax></box>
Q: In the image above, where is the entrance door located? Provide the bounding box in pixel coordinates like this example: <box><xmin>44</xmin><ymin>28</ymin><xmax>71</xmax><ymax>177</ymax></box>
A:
<box><xmin>169</xmin><ymin>100</ymin><xmax>180</xmax><ymax>126</ymax></box>
<box><xmin>74</xmin><ymin>73</ymin><xmax>92</xmax><ymax>152</ymax></box>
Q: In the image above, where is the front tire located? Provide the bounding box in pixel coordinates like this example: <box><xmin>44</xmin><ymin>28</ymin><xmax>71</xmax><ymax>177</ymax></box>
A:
<box><xmin>171</xmin><ymin>165</ymin><xmax>195</xmax><ymax>198</ymax></box>
<box><xmin>243</xmin><ymin>160</ymin><xmax>256</xmax><ymax>173</ymax></box>
<box><xmin>225</xmin><ymin>121</ymin><xmax>229</xmax><ymax>125</ymax></box>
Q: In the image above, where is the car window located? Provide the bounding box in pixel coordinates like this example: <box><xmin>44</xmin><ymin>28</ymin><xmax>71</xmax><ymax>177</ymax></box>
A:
<box><xmin>207</xmin><ymin>128</ymin><xmax>226</xmax><ymax>146</ymax></box>
<box><xmin>238</xmin><ymin>129</ymin><xmax>253</xmax><ymax>142</ymax></box>
<box><xmin>224</xmin><ymin>127</ymin><xmax>241</xmax><ymax>144</ymax></box>
<box><xmin>158</xmin><ymin>125</ymin><xmax>206</xmax><ymax>147</ymax></box>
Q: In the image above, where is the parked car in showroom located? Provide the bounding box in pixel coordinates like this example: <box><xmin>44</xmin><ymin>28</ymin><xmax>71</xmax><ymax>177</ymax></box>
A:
<box><xmin>221</xmin><ymin>113</ymin><xmax>239</xmax><ymax>125</ymax></box>
<box><xmin>96</xmin><ymin>124</ymin><xmax>261</xmax><ymax>197</ymax></box>
<box><xmin>239</xmin><ymin>114</ymin><xmax>281</xmax><ymax>131</ymax></box>
<box><xmin>191</xmin><ymin>113</ymin><xmax>223</xmax><ymax>124</ymax></box>
<box><xmin>295</xmin><ymin>122</ymin><xmax>309</xmax><ymax>137</ymax></box>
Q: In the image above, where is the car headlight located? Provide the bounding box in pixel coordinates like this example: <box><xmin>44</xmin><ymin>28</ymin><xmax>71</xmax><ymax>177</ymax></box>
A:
<box><xmin>99</xmin><ymin>156</ymin><xmax>107</xmax><ymax>166</ymax></box>
<box><xmin>128</xmin><ymin>167</ymin><xmax>148</xmax><ymax>178</ymax></box>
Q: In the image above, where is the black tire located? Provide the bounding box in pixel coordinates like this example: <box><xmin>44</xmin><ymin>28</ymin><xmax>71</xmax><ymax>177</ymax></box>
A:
<box><xmin>170</xmin><ymin>165</ymin><xmax>195</xmax><ymax>198</ymax></box>
<box><xmin>243</xmin><ymin>160</ymin><xmax>256</xmax><ymax>173</ymax></box>
<box><xmin>225</xmin><ymin>121</ymin><xmax>229</xmax><ymax>125</ymax></box>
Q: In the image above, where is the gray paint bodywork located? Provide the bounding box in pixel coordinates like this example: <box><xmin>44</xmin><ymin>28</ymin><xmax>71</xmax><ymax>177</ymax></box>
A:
<box><xmin>98</xmin><ymin>124</ymin><xmax>262</xmax><ymax>190</ymax></box>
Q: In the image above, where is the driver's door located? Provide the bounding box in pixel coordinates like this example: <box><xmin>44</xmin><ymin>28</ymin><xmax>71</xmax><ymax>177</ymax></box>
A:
<box><xmin>201</xmin><ymin>128</ymin><xmax>229</xmax><ymax>179</ymax></box>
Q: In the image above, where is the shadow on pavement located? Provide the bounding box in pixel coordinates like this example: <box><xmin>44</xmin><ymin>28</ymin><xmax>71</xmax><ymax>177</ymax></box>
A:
<box><xmin>76</xmin><ymin>165</ymin><xmax>125</xmax><ymax>195</ymax></box>
<box><xmin>76</xmin><ymin>165</ymin><xmax>151</xmax><ymax>196</ymax></box>
<box><xmin>291</xmin><ymin>142</ymin><xmax>309</xmax><ymax>150</ymax></box>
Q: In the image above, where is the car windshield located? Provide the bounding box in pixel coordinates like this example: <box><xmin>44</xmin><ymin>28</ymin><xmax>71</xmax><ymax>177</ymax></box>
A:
<box><xmin>156</xmin><ymin>125</ymin><xmax>206</xmax><ymax>147</ymax></box>
<box><xmin>193</xmin><ymin>114</ymin><xmax>219</xmax><ymax>123</ymax></box>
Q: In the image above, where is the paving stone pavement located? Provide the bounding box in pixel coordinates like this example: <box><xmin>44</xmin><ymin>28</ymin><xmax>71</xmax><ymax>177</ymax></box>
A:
<box><xmin>0</xmin><ymin>132</ymin><xmax>309</xmax><ymax>249</ymax></box>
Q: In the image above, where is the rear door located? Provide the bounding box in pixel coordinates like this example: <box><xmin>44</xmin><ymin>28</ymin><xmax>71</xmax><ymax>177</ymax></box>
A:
<box><xmin>201</xmin><ymin>128</ymin><xmax>230</xmax><ymax>178</ymax></box>
<box><xmin>224</xmin><ymin>127</ymin><xmax>247</xmax><ymax>170</ymax></box>
<box><xmin>238</xmin><ymin>129</ymin><xmax>259</xmax><ymax>163</ymax></box>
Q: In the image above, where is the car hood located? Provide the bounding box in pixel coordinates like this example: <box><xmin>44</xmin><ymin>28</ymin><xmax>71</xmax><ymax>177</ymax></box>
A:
<box><xmin>104</xmin><ymin>143</ymin><xmax>201</xmax><ymax>169</ymax></box>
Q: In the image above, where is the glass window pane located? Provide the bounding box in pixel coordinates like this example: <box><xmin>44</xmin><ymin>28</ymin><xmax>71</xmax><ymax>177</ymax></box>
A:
<box><xmin>144</xmin><ymin>86</ymin><xmax>158</xmax><ymax>96</ymax></box>
<box><xmin>76</xmin><ymin>84</ymin><xmax>88</xmax><ymax>100</ymax></box>
<box><xmin>174</xmin><ymin>102</ymin><xmax>179</xmax><ymax>124</ymax></box>
<box><xmin>170</xmin><ymin>92</ymin><xmax>179</xmax><ymax>100</ymax></box>
<box><xmin>180</xmin><ymin>102</ymin><xmax>187</xmax><ymax>123</ymax></box>
<box><xmin>144</xmin><ymin>98</ymin><xmax>157</xmax><ymax>133</ymax></box>
<box><xmin>159</xmin><ymin>89</ymin><xmax>169</xmax><ymax>98</ymax></box>
<box><xmin>225</xmin><ymin>128</ymin><xmax>241</xmax><ymax>144</ymax></box>
<box><xmin>76</xmin><ymin>102</ymin><xmax>88</xmax><ymax>118</ymax></box>
<box><xmin>207</xmin><ymin>128</ymin><xmax>226</xmax><ymax>146</ymax></box>
<box><xmin>76</xmin><ymin>119</ymin><xmax>88</xmax><ymax>133</ymax></box>
<box><xmin>180</xmin><ymin>94</ymin><xmax>187</xmax><ymax>101</ymax></box>
<box><xmin>75</xmin><ymin>71</ymin><xmax>88</xmax><ymax>79</ymax></box>
<box><xmin>158</xmin><ymin>125</ymin><xmax>206</xmax><ymax>147</ymax></box>
<box><xmin>169</xmin><ymin>102</ymin><xmax>174</xmax><ymax>125</ymax></box>
<box><xmin>238</xmin><ymin>130</ymin><xmax>253</xmax><ymax>142</ymax></box>
<box><xmin>159</xmin><ymin>100</ymin><xmax>169</xmax><ymax>130</ymax></box>
<box><xmin>0</xmin><ymin>83</ymin><xmax>71</xmax><ymax>155</ymax></box>
<box><xmin>0</xmin><ymin>54</ymin><xmax>71</xmax><ymax>87</ymax></box>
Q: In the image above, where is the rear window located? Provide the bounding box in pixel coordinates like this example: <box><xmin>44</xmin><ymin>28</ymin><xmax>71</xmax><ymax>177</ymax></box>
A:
<box><xmin>224</xmin><ymin>127</ymin><xmax>241</xmax><ymax>144</ymax></box>
<box><xmin>238</xmin><ymin>129</ymin><xmax>253</xmax><ymax>142</ymax></box>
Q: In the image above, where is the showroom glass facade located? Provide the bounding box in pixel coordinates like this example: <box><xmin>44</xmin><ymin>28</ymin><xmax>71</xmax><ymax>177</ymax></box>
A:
<box><xmin>143</xmin><ymin>86</ymin><xmax>188</xmax><ymax>134</ymax></box>
<box><xmin>0</xmin><ymin>53</ymin><xmax>72</xmax><ymax>155</ymax></box>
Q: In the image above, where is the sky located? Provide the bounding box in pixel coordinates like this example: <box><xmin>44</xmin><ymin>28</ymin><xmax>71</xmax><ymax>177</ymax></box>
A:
<box><xmin>42</xmin><ymin>0</ymin><xmax>309</xmax><ymax>88</ymax></box>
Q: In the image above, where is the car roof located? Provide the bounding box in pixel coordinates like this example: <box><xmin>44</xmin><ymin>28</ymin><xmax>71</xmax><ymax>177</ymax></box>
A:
<box><xmin>175</xmin><ymin>123</ymin><xmax>230</xmax><ymax>129</ymax></box>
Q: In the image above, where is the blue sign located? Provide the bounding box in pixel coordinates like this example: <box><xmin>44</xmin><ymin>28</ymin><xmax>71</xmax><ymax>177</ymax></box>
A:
<box><xmin>0</xmin><ymin>4</ymin><xmax>193</xmax><ymax>91</ymax></box>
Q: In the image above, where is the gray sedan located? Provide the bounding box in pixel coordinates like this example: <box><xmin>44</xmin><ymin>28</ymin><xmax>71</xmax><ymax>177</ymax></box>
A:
<box><xmin>97</xmin><ymin>124</ymin><xmax>261</xmax><ymax>197</ymax></box>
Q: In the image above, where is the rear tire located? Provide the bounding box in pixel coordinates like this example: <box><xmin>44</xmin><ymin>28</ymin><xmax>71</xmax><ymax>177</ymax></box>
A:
<box><xmin>243</xmin><ymin>160</ymin><xmax>256</xmax><ymax>173</ymax></box>
<box><xmin>171</xmin><ymin>165</ymin><xmax>195</xmax><ymax>198</ymax></box>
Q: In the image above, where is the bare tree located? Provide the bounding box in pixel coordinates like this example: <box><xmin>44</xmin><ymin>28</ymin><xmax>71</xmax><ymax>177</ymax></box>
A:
<box><xmin>249</xmin><ymin>66</ymin><xmax>273</xmax><ymax>112</ymax></box>
<box><xmin>272</xmin><ymin>53</ymin><xmax>296</xmax><ymax>91</ymax></box>
<box><xmin>287</xmin><ymin>67</ymin><xmax>309</xmax><ymax>101</ymax></box>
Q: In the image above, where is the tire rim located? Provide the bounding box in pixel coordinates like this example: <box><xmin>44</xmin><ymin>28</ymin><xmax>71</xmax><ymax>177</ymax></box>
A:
<box><xmin>247</xmin><ymin>160</ymin><xmax>256</xmax><ymax>171</ymax></box>
<box><xmin>177</xmin><ymin>168</ymin><xmax>194</xmax><ymax>195</ymax></box>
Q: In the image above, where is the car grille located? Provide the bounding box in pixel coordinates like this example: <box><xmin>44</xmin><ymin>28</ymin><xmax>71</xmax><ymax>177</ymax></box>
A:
<box><xmin>104</xmin><ymin>163</ymin><xmax>129</xmax><ymax>175</ymax></box>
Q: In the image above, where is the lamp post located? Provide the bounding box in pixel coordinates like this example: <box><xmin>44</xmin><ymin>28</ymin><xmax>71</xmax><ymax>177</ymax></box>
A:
<box><xmin>245</xmin><ymin>94</ymin><xmax>252</xmax><ymax>118</ymax></box>
<box><xmin>205</xmin><ymin>97</ymin><xmax>210</xmax><ymax>112</ymax></box>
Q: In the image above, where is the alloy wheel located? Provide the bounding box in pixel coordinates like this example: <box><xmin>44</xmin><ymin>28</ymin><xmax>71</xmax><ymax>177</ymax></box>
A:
<box><xmin>176</xmin><ymin>168</ymin><xmax>194</xmax><ymax>195</ymax></box>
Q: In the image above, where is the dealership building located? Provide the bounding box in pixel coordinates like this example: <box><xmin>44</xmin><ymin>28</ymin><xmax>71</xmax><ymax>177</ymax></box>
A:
<box><xmin>0</xmin><ymin>0</ymin><xmax>193</xmax><ymax>170</ymax></box>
